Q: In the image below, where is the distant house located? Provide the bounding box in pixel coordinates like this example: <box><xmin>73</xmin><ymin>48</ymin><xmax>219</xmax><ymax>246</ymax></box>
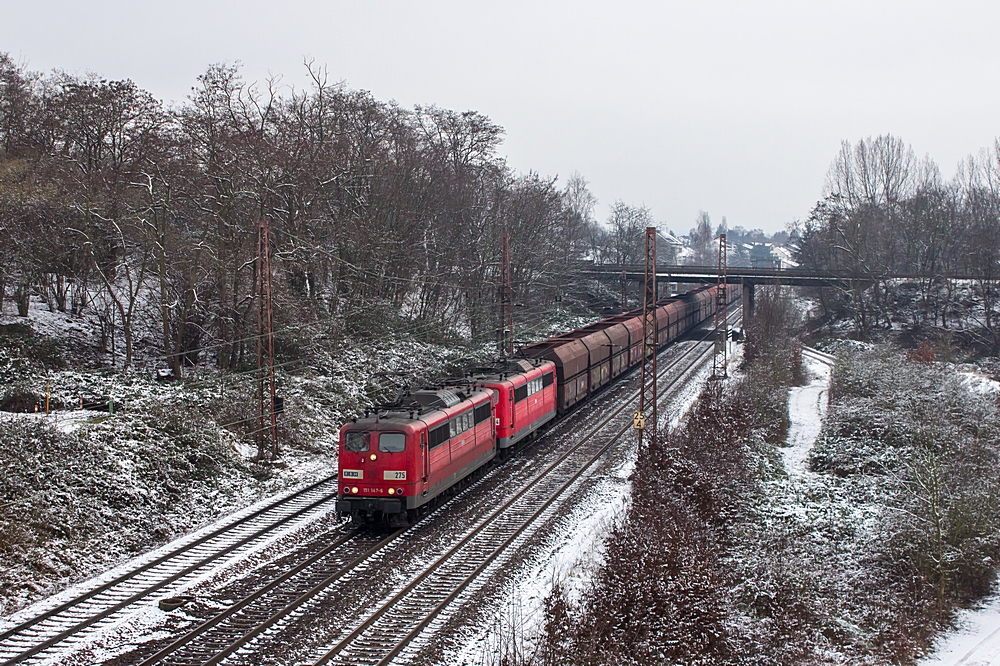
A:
<box><xmin>773</xmin><ymin>245</ymin><xmax>797</xmax><ymax>268</ymax></box>
<box><xmin>656</xmin><ymin>231</ymin><xmax>683</xmax><ymax>264</ymax></box>
<box><xmin>620</xmin><ymin>229</ymin><xmax>682</xmax><ymax>265</ymax></box>
<box><xmin>749</xmin><ymin>243</ymin><xmax>782</xmax><ymax>269</ymax></box>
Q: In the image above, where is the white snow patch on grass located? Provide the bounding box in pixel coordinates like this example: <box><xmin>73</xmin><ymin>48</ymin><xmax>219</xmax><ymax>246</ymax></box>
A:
<box><xmin>782</xmin><ymin>353</ymin><xmax>832</xmax><ymax>478</ymax></box>
<box><xmin>0</xmin><ymin>409</ymin><xmax>104</xmax><ymax>433</ymax></box>
<box><xmin>959</xmin><ymin>369</ymin><xmax>1000</xmax><ymax>397</ymax></box>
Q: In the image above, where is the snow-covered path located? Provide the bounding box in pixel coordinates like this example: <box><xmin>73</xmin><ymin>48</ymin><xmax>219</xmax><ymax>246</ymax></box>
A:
<box><xmin>782</xmin><ymin>349</ymin><xmax>832</xmax><ymax>477</ymax></box>
<box><xmin>919</xmin><ymin>595</ymin><xmax>1000</xmax><ymax>665</ymax></box>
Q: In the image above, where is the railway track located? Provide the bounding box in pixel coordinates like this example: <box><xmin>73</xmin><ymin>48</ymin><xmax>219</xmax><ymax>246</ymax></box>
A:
<box><xmin>133</xmin><ymin>528</ymin><xmax>392</xmax><ymax>666</ymax></box>
<box><xmin>0</xmin><ymin>474</ymin><xmax>343</xmax><ymax>665</ymax></box>
<box><xmin>313</xmin><ymin>310</ymin><xmax>740</xmax><ymax>666</ymax></box>
<box><xmin>6</xmin><ymin>308</ymin><xmax>738</xmax><ymax>666</ymax></box>
<box><xmin>801</xmin><ymin>346</ymin><xmax>836</xmax><ymax>365</ymax></box>
<box><xmin>115</xmin><ymin>314</ymin><xmax>733</xmax><ymax>666</ymax></box>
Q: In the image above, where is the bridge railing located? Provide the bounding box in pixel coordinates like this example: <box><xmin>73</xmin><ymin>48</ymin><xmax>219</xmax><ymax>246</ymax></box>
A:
<box><xmin>577</xmin><ymin>262</ymin><xmax>980</xmax><ymax>282</ymax></box>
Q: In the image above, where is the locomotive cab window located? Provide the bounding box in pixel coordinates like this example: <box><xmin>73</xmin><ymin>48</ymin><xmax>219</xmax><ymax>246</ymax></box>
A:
<box><xmin>378</xmin><ymin>432</ymin><xmax>406</xmax><ymax>453</ymax></box>
<box><xmin>345</xmin><ymin>431</ymin><xmax>369</xmax><ymax>452</ymax></box>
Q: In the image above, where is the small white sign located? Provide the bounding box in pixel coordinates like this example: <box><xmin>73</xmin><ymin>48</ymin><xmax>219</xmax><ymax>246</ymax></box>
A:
<box><xmin>633</xmin><ymin>411</ymin><xmax>646</xmax><ymax>430</ymax></box>
<box><xmin>342</xmin><ymin>469</ymin><xmax>363</xmax><ymax>479</ymax></box>
<box><xmin>384</xmin><ymin>470</ymin><xmax>407</xmax><ymax>481</ymax></box>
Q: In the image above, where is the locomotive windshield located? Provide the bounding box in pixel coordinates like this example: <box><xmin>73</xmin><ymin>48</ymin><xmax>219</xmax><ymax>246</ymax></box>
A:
<box><xmin>345</xmin><ymin>431</ymin><xmax>369</xmax><ymax>452</ymax></box>
<box><xmin>378</xmin><ymin>433</ymin><xmax>406</xmax><ymax>453</ymax></box>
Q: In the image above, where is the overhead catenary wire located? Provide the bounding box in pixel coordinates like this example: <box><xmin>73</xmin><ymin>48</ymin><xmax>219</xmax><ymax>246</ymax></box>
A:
<box><xmin>131</xmin><ymin>223</ymin><xmax>591</xmax><ymax>370</ymax></box>
<box><xmin>278</xmin><ymin>227</ymin><xmax>579</xmax><ymax>295</ymax></box>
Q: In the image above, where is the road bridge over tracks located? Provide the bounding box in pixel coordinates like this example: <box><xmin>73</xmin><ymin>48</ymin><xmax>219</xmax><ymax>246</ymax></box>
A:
<box><xmin>579</xmin><ymin>263</ymin><xmax>981</xmax><ymax>320</ymax></box>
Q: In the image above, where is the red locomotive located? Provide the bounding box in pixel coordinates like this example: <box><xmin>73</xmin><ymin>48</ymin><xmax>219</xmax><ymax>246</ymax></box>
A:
<box><xmin>337</xmin><ymin>385</ymin><xmax>496</xmax><ymax>524</ymax></box>
<box><xmin>466</xmin><ymin>358</ymin><xmax>558</xmax><ymax>453</ymax></box>
<box><xmin>337</xmin><ymin>283</ymin><xmax>740</xmax><ymax>524</ymax></box>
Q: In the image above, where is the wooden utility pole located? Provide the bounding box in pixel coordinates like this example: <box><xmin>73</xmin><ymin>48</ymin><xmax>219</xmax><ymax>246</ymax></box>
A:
<box><xmin>499</xmin><ymin>232</ymin><xmax>514</xmax><ymax>358</ymax></box>
<box><xmin>636</xmin><ymin>227</ymin><xmax>657</xmax><ymax>447</ymax></box>
<box><xmin>257</xmin><ymin>218</ymin><xmax>278</xmax><ymax>461</ymax></box>
<box><xmin>711</xmin><ymin>233</ymin><xmax>728</xmax><ymax>380</ymax></box>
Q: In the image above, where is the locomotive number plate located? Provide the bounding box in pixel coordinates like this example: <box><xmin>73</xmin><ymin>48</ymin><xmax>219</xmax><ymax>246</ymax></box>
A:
<box><xmin>342</xmin><ymin>469</ymin><xmax>363</xmax><ymax>479</ymax></box>
<box><xmin>384</xmin><ymin>470</ymin><xmax>406</xmax><ymax>481</ymax></box>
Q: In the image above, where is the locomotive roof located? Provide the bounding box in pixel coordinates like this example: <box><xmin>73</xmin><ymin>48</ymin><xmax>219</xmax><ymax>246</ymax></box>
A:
<box><xmin>354</xmin><ymin>384</ymin><xmax>491</xmax><ymax>423</ymax></box>
<box><xmin>410</xmin><ymin>388</ymin><xmax>464</xmax><ymax>409</ymax></box>
<box><xmin>465</xmin><ymin>357</ymin><xmax>553</xmax><ymax>381</ymax></box>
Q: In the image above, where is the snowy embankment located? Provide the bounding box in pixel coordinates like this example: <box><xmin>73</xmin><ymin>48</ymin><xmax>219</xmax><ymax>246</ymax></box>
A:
<box><xmin>452</xmin><ymin>342</ymin><xmax>727</xmax><ymax>665</ymax></box>
<box><xmin>1</xmin><ymin>295</ymin><xmax>598</xmax><ymax>619</ymax></box>
<box><xmin>918</xmin><ymin>369</ymin><xmax>1000</xmax><ymax>666</ymax></box>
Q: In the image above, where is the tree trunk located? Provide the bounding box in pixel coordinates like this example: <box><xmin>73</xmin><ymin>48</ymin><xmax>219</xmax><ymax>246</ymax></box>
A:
<box><xmin>15</xmin><ymin>281</ymin><xmax>30</xmax><ymax>317</ymax></box>
<box><xmin>71</xmin><ymin>275</ymin><xmax>89</xmax><ymax>315</ymax></box>
<box><xmin>157</xmin><ymin>223</ymin><xmax>181</xmax><ymax>377</ymax></box>
<box><xmin>42</xmin><ymin>277</ymin><xmax>56</xmax><ymax>312</ymax></box>
<box><xmin>54</xmin><ymin>274</ymin><xmax>68</xmax><ymax>312</ymax></box>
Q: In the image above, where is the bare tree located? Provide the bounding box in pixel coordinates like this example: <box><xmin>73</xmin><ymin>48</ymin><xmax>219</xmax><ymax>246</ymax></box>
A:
<box><xmin>605</xmin><ymin>200</ymin><xmax>652</xmax><ymax>269</ymax></box>
<box><xmin>688</xmin><ymin>210</ymin><xmax>715</xmax><ymax>265</ymax></box>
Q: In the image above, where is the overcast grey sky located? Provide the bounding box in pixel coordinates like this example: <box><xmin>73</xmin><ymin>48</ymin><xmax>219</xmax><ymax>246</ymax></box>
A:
<box><xmin>2</xmin><ymin>1</ymin><xmax>998</xmax><ymax>234</ymax></box>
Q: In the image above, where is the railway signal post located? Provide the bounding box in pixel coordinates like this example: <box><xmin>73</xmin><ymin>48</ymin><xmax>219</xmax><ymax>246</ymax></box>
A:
<box><xmin>257</xmin><ymin>217</ymin><xmax>278</xmax><ymax>461</ymax></box>
<box><xmin>498</xmin><ymin>232</ymin><xmax>514</xmax><ymax>358</ymax></box>
<box><xmin>711</xmin><ymin>233</ymin><xmax>728</xmax><ymax>380</ymax></box>
<box><xmin>638</xmin><ymin>226</ymin><xmax>657</xmax><ymax>447</ymax></box>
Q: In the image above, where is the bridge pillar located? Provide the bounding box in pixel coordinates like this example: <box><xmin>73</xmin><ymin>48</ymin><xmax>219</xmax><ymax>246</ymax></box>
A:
<box><xmin>742</xmin><ymin>282</ymin><xmax>755</xmax><ymax>322</ymax></box>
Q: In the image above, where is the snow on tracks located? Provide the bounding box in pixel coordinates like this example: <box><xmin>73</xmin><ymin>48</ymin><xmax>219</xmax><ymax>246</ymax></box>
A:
<box><xmin>0</xmin><ymin>475</ymin><xmax>340</xmax><ymax>665</ymax></box>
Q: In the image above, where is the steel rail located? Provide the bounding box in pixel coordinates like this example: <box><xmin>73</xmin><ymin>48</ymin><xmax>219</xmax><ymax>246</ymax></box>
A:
<box><xmin>802</xmin><ymin>346</ymin><xmax>836</xmax><ymax>364</ymax></box>
<box><xmin>134</xmin><ymin>305</ymin><xmax>740</xmax><ymax>666</ymax></box>
<box><xmin>0</xmin><ymin>475</ymin><xmax>341</xmax><ymax>665</ymax></box>
<box><xmin>315</xmin><ymin>308</ymin><xmax>740</xmax><ymax>666</ymax></box>
<box><xmin>134</xmin><ymin>527</ymin><xmax>386</xmax><ymax>666</ymax></box>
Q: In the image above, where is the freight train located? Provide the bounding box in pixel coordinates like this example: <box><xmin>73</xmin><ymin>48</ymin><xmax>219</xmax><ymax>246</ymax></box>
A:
<box><xmin>336</xmin><ymin>283</ymin><xmax>740</xmax><ymax>524</ymax></box>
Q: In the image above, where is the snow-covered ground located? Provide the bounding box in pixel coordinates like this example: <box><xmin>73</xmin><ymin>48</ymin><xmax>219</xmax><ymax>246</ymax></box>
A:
<box><xmin>920</xmin><ymin>596</ymin><xmax>1000</xmax><ymax>666</ymax></box>
<box><xmin>783</xmin><ymin>351</ymin><xmax>832</xmax><ymax>478</ymax></box>
<box><xmin>451</xmin><ymin>342</ymin><xmax>724</xmax><ymax>664</ymax></box>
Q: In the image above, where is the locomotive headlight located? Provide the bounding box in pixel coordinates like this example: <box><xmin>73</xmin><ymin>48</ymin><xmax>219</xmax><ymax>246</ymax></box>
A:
<box><xmin>342</xmin><ymin>486</ymin><xmax>350</xmax><ymax>494</ymax></box>
<box><xmin>397</xmin><ymin>487</ymin><xmax>404</xmax><ymax>495</ymax></box>
<box><xmin>370</xmin><ymin>454</ymin><xmax>377</xmax><ymax>461</ymax></box>
<box><xmin>351</xmin><ymin>486</ymin><xmax>358</xmax><ymax>494</ymax></box>
<box><xmin>388</xmin><ymin>488</ymin><xmax>395</xmax><ymax>495</ymax></box>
